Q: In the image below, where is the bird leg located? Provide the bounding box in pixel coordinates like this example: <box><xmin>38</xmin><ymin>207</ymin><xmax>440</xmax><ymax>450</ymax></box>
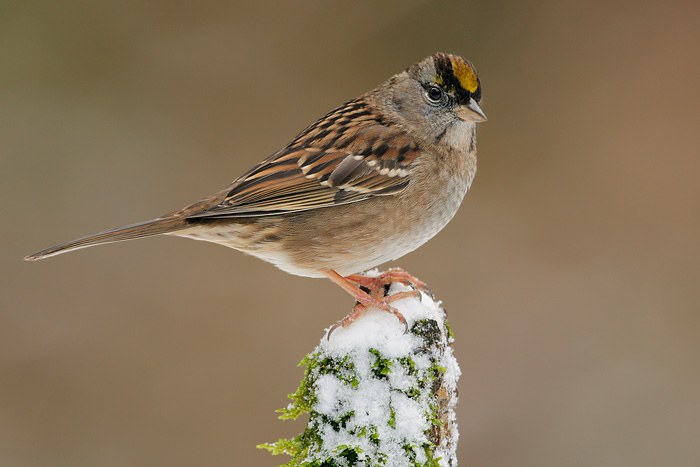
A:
<box><xmin>323</xmin><ymin>269</ymin><xmax>424</xmax><ymax>339</ymax></box>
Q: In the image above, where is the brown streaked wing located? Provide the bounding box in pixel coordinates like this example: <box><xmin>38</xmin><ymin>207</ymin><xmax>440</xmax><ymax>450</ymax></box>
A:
<box><xmin>188</xmin><ymin>98</ymin><xmax>421</xmax><ymax>219</ymax></box>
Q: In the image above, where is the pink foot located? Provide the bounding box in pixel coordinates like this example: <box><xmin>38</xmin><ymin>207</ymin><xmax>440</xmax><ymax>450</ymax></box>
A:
<box><xmin>323</xmin><ymin>269</ymin><xmax>426</xmax><ymax>339</ymax></box>
<box><xmin>346</xmin><ymin>268</ymin><xmax>430</xmax><ymax>297</ymax></box>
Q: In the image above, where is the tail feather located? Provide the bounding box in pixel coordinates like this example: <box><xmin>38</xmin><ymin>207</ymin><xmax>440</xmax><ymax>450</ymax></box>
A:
<box><xmin>24</xmin><ymin>217</ymin><xmax>188</xmax><ymax>261</ymax></box>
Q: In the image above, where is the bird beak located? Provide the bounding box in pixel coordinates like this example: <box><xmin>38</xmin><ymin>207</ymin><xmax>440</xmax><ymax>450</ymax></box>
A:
<box><xmin>456</xmin><ymin>100</ymin><xmax>487</xmax><ymax>122</ymax></box>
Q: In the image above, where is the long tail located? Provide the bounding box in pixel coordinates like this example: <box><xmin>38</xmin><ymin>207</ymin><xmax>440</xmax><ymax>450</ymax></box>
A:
<box><xmin>24</xmin><ymin>217</ymin><xmax>189</xmax><ymax>261</ymax></box>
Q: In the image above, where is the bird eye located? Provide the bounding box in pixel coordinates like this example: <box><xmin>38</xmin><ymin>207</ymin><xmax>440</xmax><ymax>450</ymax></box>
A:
<box><xmin>427</xmin><ymin>86</ymin><xmax>443</xmax><ymax>103</ymax></box>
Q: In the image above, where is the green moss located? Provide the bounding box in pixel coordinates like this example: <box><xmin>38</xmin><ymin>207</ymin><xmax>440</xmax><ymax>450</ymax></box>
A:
<box><xmin>369</xmin><ymin>348</ymin><xmax>393</xmax><ymax>379</ymax></box>
<box><xmin>398</xmin><ymin>356</ymin><xmax>417</xmax><ymax>376</ymax></box>
<box><xmin>278</xmin><ymin>353</ymin><xmax>358</xmax><ymax>420</ymax></box>
<box><xmin>410</xmin><ymin>319</ymin><xmax>441</xmax><ymax>348</ymax></box>
<box><xmin>259</xmin><ymin>316</ymin><xmax>455</xmax><ymax>466</ymax></box>
<box><xmin>387</xmin><ymin>407</ymin><xmax>396</xmax><ymax>428</ymax></box>
<box><xmin>444</xmin><ymin>320</ymin><xmax>455</xmax><ymax>341</ymax></box>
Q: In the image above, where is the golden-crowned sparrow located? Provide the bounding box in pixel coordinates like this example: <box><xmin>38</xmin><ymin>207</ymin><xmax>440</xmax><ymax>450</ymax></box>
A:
<box><xmin>26</xmin><ymin>52</ymin><xmax>486</xmax><ymax>334</ymax></box>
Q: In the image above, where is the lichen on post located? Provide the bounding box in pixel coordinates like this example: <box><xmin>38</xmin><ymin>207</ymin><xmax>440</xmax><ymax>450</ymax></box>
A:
<box><xmin>258</xmin><ymin>275</ymin><xmax>460</xmax><ymax>467</ymax></box>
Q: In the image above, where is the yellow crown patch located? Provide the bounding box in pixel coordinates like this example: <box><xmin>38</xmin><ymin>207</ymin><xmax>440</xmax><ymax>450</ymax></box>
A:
<box><xmin>433</xmin><ymin>53</ymin><xmax>480</xmax><ymax>96</ymax></box>
<box><xmin>450</xmin><ymin>58</ymin><xmax>479</xmax><ymax>94</ymax></box>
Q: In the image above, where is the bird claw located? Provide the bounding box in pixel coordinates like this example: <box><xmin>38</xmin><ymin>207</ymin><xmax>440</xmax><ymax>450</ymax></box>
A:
<box><xmin>326</xmin><ymin>290</ymin><xmax>416</xmax><ymax>339</ymax></box>
<box><xmin>326</xmin><ymin>320</ymin><xmax>344</xmax><ymax>340</ymax></box>
<box><xmin>323</xmin><ymin>269</ymin><xmax>426</xmax><ymax>340</ymax></box>
<box><xmin>394</xmin><ymin>310</ymin><xmax>409</xmax><ymax>334</ymax></box>
<box><xmin>327</xmin><ymin>303</ymin><xmax>369</xmax><ymax>340</ymax></box>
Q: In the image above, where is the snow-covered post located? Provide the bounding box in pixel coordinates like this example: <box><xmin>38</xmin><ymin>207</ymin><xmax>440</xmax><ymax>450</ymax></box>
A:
<box><xmin>259</xmin><ymin>276</ymin><xmax>461</xmax><ymax>467</ymax></box>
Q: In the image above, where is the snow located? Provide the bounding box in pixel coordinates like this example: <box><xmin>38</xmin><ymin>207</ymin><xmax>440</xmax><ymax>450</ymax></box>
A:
<box><xmin>303</xmin><ymin>280</ymin><xmax>461</xmax><ymax>466</ymax></box>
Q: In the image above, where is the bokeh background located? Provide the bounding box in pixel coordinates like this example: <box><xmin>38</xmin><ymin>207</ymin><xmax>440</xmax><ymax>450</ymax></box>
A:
<box><xmin>2</xmin><ymin>1</ymin><xmax>699</xmax><ymax>466</ymax></box>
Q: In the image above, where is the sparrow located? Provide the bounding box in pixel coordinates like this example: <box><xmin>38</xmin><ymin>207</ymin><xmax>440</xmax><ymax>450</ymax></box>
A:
<box><xmin>25</xmin><ymin>52</ymin><xmax>486</xmax><ymax>335</ymax></box>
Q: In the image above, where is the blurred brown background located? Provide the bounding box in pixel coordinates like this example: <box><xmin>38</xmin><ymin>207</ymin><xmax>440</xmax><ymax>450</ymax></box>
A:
<box><xmin>2</xmin><ymin>1</ymin><xmax>699</xmax><ymax>466</ymax></box>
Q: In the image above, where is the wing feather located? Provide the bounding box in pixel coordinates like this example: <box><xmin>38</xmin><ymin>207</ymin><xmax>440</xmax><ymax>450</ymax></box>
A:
<box><xmin>188</xmin><ymin>98</ymin><xmax>422</xmax><ymax>219</ymax></box>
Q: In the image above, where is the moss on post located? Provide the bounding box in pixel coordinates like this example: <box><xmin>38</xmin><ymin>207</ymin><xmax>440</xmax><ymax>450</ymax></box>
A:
<box><xmin>258</xmin><ymin>279</ymin><xmax>460</xmax><ymax>467</ymax></box>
